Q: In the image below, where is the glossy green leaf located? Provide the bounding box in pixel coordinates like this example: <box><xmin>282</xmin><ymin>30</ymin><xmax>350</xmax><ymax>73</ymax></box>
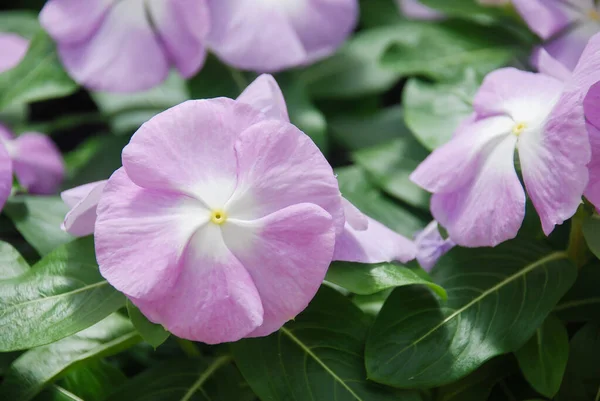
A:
<box><xmin>336</xmin><ymin>166</ymin><xmax>427</xmax><ymax>238</ymax></box>
<box><xmin>554</xmin><ymin>261</ymin><xmax>600</xmax><ymax>322</ymax></box>
<box><xmin>404</xmin><ymin>71</ymin><xmax>479</xmax><ymax>151</ymax></box>
<box><xmin>188</xmin><ymin>54</ymin><xmax>246</xmax><ymax>100</ymax></box>
<box><xmin>352</xmin><ymin>289</ymin><xmax>393</xmax><ymax>318</ymax></box>
<box><xmin>366</xmin><ymin>240</ymin><xmax>576</xmax><ymax>388</ymax></box>
<box><xmin>556</xmin><ymin>323</ymin><xmax>600</xmax><ymax>401</ymax></box>
<box><xmin>0</xmin><ymin>240</ymin><xmax>29</xmax><ymax>279</ymax></box>
<box><xmin>381</xmin><ymin>21</ymin><xmax>517</xmax><ymax>81</ymax></box>
<box><xmin>127</xmin><ymin>300</ymin><xmax>170</xmax><ymax>349</ymax></box>
<box><xmin>107</xmin><ymin>357</ymin><xmax>255</xmax><ymax>401</ymax></box>
<box><xmin>60</xmin><ymin>360</ymin><xmax>126</xmax><ymax>401</ymax></box>
<box><xmin>232</xmin><ymin>286</ymin><xmax>422</xmax><ymax>401</ymax></box>
<box><xmin>0</xmin><ymin>30</ymin><xmax>77</xmax><ymax>110</ymax></box>
<box><xmin>4</xmin><ymin>196</ymin><xmax>73</xmax><ymax>256</ymax></box>
<box><xmin>0</xmin><ymin>314</ymin><xmax>140</xmax><ymax>401</ymax></box>
<box><xmin>35</xmin><ymin>385</ymin><xmax>88</xmax><ymax>401</ymax></box>
<box><xmin>353</xmin><ymin>137</ymin><xmax>430</xmax><ymax>208</ymax></box>
<box><xmin>515</xmin><ymin>315</ymin><xmax>569</xmax><ymax>398</ymax></box>
<box><xmin>0</xmin><ymin>237</ymin><xmax>126</xmax><ymax>351</ymax></box>
<box><xmin>326</xmin><ymin>261</ymin><xmax>446</xmax><ymax>299</ymax></box>
<box><xmin>330</xmin><ymin>105</ymin><xmax>411</xmax><ymax>151</ymax></box>
<box><xmin>583</xmin><ymin>214</ymin><xmax>600</xmax><ymax>259</ymax></box>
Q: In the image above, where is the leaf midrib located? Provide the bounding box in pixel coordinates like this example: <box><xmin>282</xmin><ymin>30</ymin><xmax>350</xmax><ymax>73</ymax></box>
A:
<box><xmin>179</xmin><ymin>355</ymin><xmax>232</xmax><ymax>401</ymax></box>
<box><xmin>281</xmin><ymin>327</ymin><xmax>365</xmax><ymax>401</ymax></box>
<box><xmin>386</xmin><ymin>251</ymin><xmax>567</xmax><ymax>364</ymax></box>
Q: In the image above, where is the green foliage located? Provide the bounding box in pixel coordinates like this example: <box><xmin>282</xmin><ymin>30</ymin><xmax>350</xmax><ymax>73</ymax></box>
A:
<box><xmin>126</xmin><ymin>300</ymin><xmax>170</xmax><ymax>349</ymax></box>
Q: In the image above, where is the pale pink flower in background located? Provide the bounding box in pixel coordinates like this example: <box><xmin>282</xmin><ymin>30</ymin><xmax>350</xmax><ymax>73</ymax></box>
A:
<box><xmin>414</xmin><ymin>221</ymin><xmax>455</xmax><ymax>271</ymax></box>
<box><xmin>0</xmin><ymin>33</ymin><xmax>28</xmax><ymax>73</ymax></box>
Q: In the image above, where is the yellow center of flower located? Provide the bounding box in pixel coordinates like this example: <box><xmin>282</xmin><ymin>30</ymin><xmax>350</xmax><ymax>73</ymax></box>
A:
<box><xmin>210</xmin><ymin>209</ymin><xmax>227</xmax><ymax>225</ymax></box>
<box><xmin>589</xmin><ymin>9</ymin><xmax>600</xmax><ymax>21</ymax></box>
<box><xmin>512</xmin><ymin>122</ymin><xmax>527</xmax><ymax>136</ymax></box>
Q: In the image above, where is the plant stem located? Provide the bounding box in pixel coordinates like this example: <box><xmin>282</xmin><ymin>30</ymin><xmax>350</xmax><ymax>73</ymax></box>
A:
<box><xmin>180</xmin><ymin>355</ymin><xmax>233</xmax><ymax>401</ymax></box>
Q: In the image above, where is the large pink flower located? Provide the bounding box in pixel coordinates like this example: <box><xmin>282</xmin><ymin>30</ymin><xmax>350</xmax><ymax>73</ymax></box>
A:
<box><xmin>40</xmin><ymin>0</ymin><xmax>210</xmax><ymax>92</ymax></box>
<box><xmin>206</xmin><ymin>0</ymin><xmax>358</xmax><ymax>72</ymax></box>
<box><xmin>411</xmin><ymin>34</ymin><xmax>600</xmax><ymax>247</ymax></box>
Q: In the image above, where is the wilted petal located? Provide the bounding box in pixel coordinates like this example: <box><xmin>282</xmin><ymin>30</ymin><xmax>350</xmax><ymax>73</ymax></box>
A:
<box><xmin>0</xmin><ymin>33</ymin><xmax>29</xmax><ymax>73</ymax></box>
<box><xmin>223</xmin><ymin>203</ymin><xmax>335</xmax><ymax>337</ymax></box>
<box><xmin>237</xmin><ymin>74</ymin><xmax>289</xmax><ymax>122</ymax></box>
<box><xmin>61</xmin><ymin>180</ymin><xmax>107</xmax><ymax>237</ymax></box>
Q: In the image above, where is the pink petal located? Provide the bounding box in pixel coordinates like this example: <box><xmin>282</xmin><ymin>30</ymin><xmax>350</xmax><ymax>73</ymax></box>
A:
<box><xmin>95</xmin><ymin>168</ymin><xmax>207</xmax><ymax>300</ymax></box>
<box><xmin>333</xmin><ymin>215</ymin><xmax>417</xmax><ymax>264</ymax></box>
<box><xmin>226</xmin><ymin>119</ymin><xmax>345</xmax><ymax>235</ymax></box>
<box><xmin>0</xmin><ymin>143</ymin><xmax>12</xmax><ymax>212</ymax></box>
<box><xmin>584</xmin><ymin>82</ymin><xmax>600</xmax><ymax>208</ymax></box>
<box><xmin>236</xmin><ymin>74</ymin><xmax>290</xmax><ymax>122</ymax></box>
<box><xmin>431</xmin><ymin>135</ymin><xmax>526</xmax><ymax>247</ymax></box>
<box><xmin>122</xmin><ymin>98</ymin><xmax>264</xmax><ymax>207</ymax></box>
<box><xmin>39</xmin><ymin>0</ymin><xmax>115</xmax><ymax>44</ymax></box>
<box><xmin>145</xmin><ymin>0</ymin><xmax>209</xmax><ymax>78</ymax></box>
<box><xmin>410</xmin><ymin>115</ymin><xmax>514</xmax><ymax>193</ymax></box>
<box><xmin>544</xmin><ymin>21</ymin><xmax>599</xmax><ymax>71</ymax></box>
<box><xmin>132</xmin><ymin>223</ymin><xmax>264</xmax><ymax>344</ymax></box>
<box><xmin>0</xmin><ymin>124</ymin><xmax>14</xmax><ymax>141</ymax></box>
<box><xmin>56</xmin><ymin>0</ymin><xmax>169</xmax><ymax>92</ymax></box>
<box><xmin>585</xmin><ymin>81</ymin><xmax>600</xmax><ymax>129</ymax></box>
<box><xmin>342</xmin><ymin>197</ymin><xmax>368</xmax><ymax>231</ymax></box>
<box><xmin>531</xmin><ymin>48</ymin><xmax>572</xmax><ymax>82</ymax></box>
<box><xmin>0</xmin><ymin>33</ymin><xmax>29</xmax><ymax>73</ymax></box>
<box><xmin>222</xmin><ymin>203</ymin><xmax>335</xmax><ymax>338</ymax></box>
<box><xmin>512</xmin><ymin>0</ymin><xmax>571</xmax><ymax>40</ymax></box>
<box><xmin>10</xmin><ymin>132</ymin><xmax>64</xmax><ymax>194</ymax></box>
<box><xmin>61</xmin><ymin>180</ymin><xmax>107</xmax><ymax>237</ymax></box>
<box><xmin>396</xmin><ymin>0</ymin><xmax>445</xmax><ymax>20</ymax></box>
<box><xmin>414</xmin><ymin>221</ymin><xmax>455</xmax><ymax>271</ymax></box>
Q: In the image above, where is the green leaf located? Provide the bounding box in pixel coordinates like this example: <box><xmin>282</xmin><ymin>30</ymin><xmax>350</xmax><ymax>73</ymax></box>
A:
<box><xmin>0</xmin><ymin>237</ymin><xmax>126</xmax><ymax>351</ymax></box>
<box><xmin>583</xmin><ymin>214</ymin><xmax>600</xmax><ymax>259</ymax></box>
<box><xmin>435</xmin><ymin>357</ymin><xmax>515</xmax><ymax>401</ymax></box>
<box><xmin>366</xmin><ymin>240</ymin><xmax>576</xmax><ymax>388</ymax></box>
<box><xmin>335</xmin><ymin>166</ymin><xmax>427</xmax><ymax>238</ymax></box>
<box><xmin>0</xmin><ymin>11</ymin><xmax>40</xmax><ymax>38</ymax></box>
<box><xmin>60</xmin><ymin>360</ymin><xmax>126</xmax><ymax>401</ymax></box>
<box><xmin>188</xmin><ymin>54</ymin><xmax>246</xmax><ymax>99</ymax></box>
<box><xmin>106</xmin><ymin>357</ymin><xmax>255</xmax><ymax>401</ymax></box>
<box><xmin>302</xmin><ymin>24</ymin><xmax>416</xmax><ymax>98</ymax></box>
<box><xmin>127</xmin><ymin>300</ymin><xmax>170</xmax><ymax>349</ymax></box>
<box><xmin>92</xmin><ymin>71</ymin><xmax>189</xmax><ymax>134</ymax></box>
<box><xmin>0</xmin><ymin>240</ymin><xmax>30</xmax><ymax>279</ymax></box>
<box><xmin>0</xmin><ymin>314</ymin><xmax>140</xmax><ymax>401</ymax></box>
<box><xmin>326</xmin><ymin>262</ymin><xmax>446</xmax><ymax>299</ymax></box>
<box><xmin>556</xmin><ymin>323</ymin><xmax>600</xmax><ymax>401</ymax></box>
<box><xmin>352</xmin><ymin>289</ymin><xmax>393</xmax><ymax>318</ymax></box>
<box><xmin>4</xmin><ymin>196</ymin><xmax>73</xmax><ymax>256</ymax></box>
<box><xmin>419</xmin><ymin>0</ymin><xmax>512</xmax><ymax>21</ymax></box>
<box><xmin>35</xmin><ymin>385</ymin><xmax>88</xmax><ymax>401</ymax></box>
<box><xmin>380</xmin><ymin>21</ymin><xmax>517</xmax><ymax>81</ymax></box>
<box><xmin>404</xmin><ymin>71</ymin><xmax>479</xmax><ymax>151</ymax></box>
<box><xmin>0</xmin><ymin>30</ymin><xmax>77</xmax><ymax>110</ymax></box>
<box><xmin>554</xmin><ymin>261</ymin><xmax>600</xmax><ymax>322</ymax></box>
<box><xmin>330</xmin><ymin>105</ymin><xmax>411</xmax><ymax>151</ymax></box>
<box><xmin>359</xmin><ymin>0</ymin><xmax>403</xmax><ymax>28</ymax></box>
<box><xmin>515</xmin><ymin>315</ymin><xmax>569</xmax><ymax>398</ymax></box>
<box><xmin>353</xmin><ymin>137</ymin><xmax>430</xmax><ymax>209</ymax></box>
<box><xmin>232</xmin><ymin>286</ymin><xmax>422</xmax><ymax>401</ymax></box>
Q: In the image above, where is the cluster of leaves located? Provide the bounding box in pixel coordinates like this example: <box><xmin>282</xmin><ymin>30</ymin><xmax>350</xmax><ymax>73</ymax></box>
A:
<box><xmin>0</xmin><ymin>0</ymin><xmax>599</xmax><ymax>400</ymax></box>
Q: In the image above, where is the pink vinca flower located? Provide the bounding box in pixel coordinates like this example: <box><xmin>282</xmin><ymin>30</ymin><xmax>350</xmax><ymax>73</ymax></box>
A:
<box><xmin>411</xmin><ymin>34</ymin><xmax>600</xmax><ymax>247</ymax></box>
<box><xmin>40</xmin><ymin>0</ymin><xmax>210</xmax><ymax>92</ymax></box>
<box><xmin>0</xmin><ymin>125</ymin><xmax>64</xmax><ymax>210</ymax></box>
<box><xmin>65</xmin><ymin>75</ymin><xmax>415</xmax><ymax>343</ymax></box>
<box><xmin>513</xmin><ymin>0</ymin><xmax>600</xmax><ymax>70</ymax></box>
<box><xmin>0</xmin><ymin>33</ymin><xmax>28</xmax><ymax>73</ymax></box>
<box><xmin>414</xmin><ymin>221</ymin><xmax>455</xmax><ymax>271</ymax></box>
<box><xmin>206</xmin><ymin>0</ymin><xmax>358</xmax><ymax>72</ymax></box>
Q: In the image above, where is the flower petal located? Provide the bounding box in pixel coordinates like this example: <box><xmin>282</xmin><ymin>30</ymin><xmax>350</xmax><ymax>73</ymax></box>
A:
<box><xmin>39</xmin><ymin>0</ymin><xmax>115</xmax><ymax>44</ymax></box>
<box><xmin>584</xmin><ymin>123</ymin><xmax>600</xmax><ymax>209</ymax></box>
<box><xmin>132</xmin><ymin>223</ymin><xmax>264</xmax><ymax>344</ymax></box>
<box><xmin>410</xmin><ymin>115</ymin><xmax>514</xmax><ymax>193</ymax></box>
<box><xmin>531</xmin><ymin>48</ymin><xmax>572</xmax><ymax>82</ymax></box>
<box><xmin>544</xmin><ymin>21</ymin><xmax>599</xmax><ymax>71</ymax></box>
<box><xmin>61</xmin><ymin>180</ymin><xmax>107</xmax><ymax>237</ymax></box>
<box><xmin>584</xmin><ymin>81</ymin><xmax>600</xmax><ymax>129</ymax></box>
<box><xmin>226</xmin><ymin>119</ymin><xmax>344</xmax><ymax>235</ymax></box>
<box><xmin>236</xmin><ymin>74</ymin><xmax>290</xmax><ymax>122</ymax></box>
<box><xmin>122</xmin><ymin>98</ymin><xmax>264</xmax><ymax>208</ymax></box>
<box><xmin>0</xmin><ymin>33</ymin><xmax>29</xmax><ymax>73</ymax></box>
<box><xmin>145</xmin><ymin>0</ymin><xmax>209</xmax><ymax>78</ymax></box>
<box><xmin>333</xmin><ymin>215</ymin><xmax>417</xmax><ymax>264</ymax></box>
<box><xmin>431</xmin><ymin>135</ymin><xmax>525</xmax><ymax>247</ymax></box>
<box><xmin>512</xmin><ymin>0</ymin><xmax>571</xmax><ymax>40</ymax></box>
<box><xmin>95</xmin><ymin>168</ymin><xmax>207</xmax><ymax>300</ymax></box>
<box><xmin>342</xmin><ymin>197</ymin><xmax>368</xmax><ymax>231</ymax></box>
<box><xmin>11</xmin><ymin>132</ymin><xmax>64</xmax><ymax>194</ymax></box>
<box><xmin>414</xmin><ymin>221</ymin><xmax>455</xmax><ymax>271</ymax></box>
<box><xmin>0</xmin><ymin>143</ymin><xmax>12</xmax><ymax>212</ymax></box>
<box><xmin>206</xmin><ymin>0</ymin><xmax>306</xmax><ymax>71</ymax></box>
<box><xmin>56</xmin><ymin>0</ymin><xmax>169</xmax><ymax>92</ymax></box>
<box><xmin>222</xmin><ymin>203</ymin><xmax>335</xmax><ymax>337</ymax></box>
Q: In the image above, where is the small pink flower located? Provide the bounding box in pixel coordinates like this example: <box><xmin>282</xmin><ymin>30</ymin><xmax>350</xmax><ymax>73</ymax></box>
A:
<box><xmin>40</xmin><ymin>0</ymin><xmax>210</xmax><ymax>92</ymax></box>
<box><xmin>414</xmin><ymin>221</ymin><xmax>455</xmax><ymax>271</ymax></box>
<box><xmin>0</xmin><ymin>33</ymin><xmax>29</xmax><ymax>73</ymax></box>
<box><xmin>73</xmin><ymin>74</ymin><xmax>416</xmax><ymax>343</ymax></box>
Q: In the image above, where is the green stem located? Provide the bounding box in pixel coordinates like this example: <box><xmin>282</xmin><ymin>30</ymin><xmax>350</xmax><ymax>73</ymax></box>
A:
<box><xmin>499</xmin><ymin>381</ymin><xmax>517</xmax><ymax>401</ymax></box>
<box><xmin>176</xmin><ymin>338</ymin><xmax>202</xmax><ymax>358</ymax></box>
<box><xmin>567</xmin><ymin>205</ymin><xmax>591</xmax><ymax>268</ymax></box>
<box><xmin>180</xmin><ymin>355</ymin><xmax>233</xmax><ymax>401</ymax></box>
